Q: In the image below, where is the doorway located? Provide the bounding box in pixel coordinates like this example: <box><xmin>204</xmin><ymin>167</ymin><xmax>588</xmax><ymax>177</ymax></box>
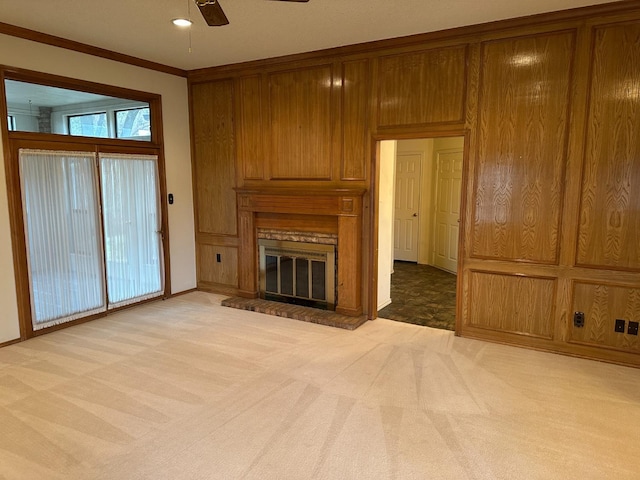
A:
<box><xmin>19</xmin><ymin>148</ymin><xmax>165</xmax><ymax>332</ymax></box>
<box><xmin>376</xmin><ymin>136</ymin><xmax>464</xmax><ymax>331</ymax></box>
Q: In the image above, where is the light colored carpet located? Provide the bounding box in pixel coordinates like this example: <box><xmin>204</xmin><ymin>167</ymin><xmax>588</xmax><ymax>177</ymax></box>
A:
<box><xmin>0</xmin><ymin>291</ymin><xmax>639</xmax><ymax>479</ymax></box>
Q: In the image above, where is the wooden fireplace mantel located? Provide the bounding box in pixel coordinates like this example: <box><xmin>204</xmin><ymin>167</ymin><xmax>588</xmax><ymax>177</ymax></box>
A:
<box><xmin>235</xmin><ymin>187</ymin><xmax>365</xmax><ymax>317</ymax></box>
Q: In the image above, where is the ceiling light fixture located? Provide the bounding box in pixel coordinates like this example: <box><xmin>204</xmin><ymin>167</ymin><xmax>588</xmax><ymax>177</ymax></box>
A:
<box><xmin>172</xmin><ymin>18</ymin><xmax>193</xmax><ymax>27</ymax></box>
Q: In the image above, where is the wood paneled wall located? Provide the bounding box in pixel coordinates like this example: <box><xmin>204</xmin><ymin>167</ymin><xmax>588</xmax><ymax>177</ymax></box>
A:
<box><xmin>189</xmin><ymin>1</ymin><xmax>640</xmax><ymax>366</ymax></box>
<box><xmin>269</xmin><ymin>66</ymin><xmax>334</xmax><ymax>179</ymax></box>
<box><xmin>469</xmin><ymin>271</ymin><xmax>556</xmax><ymax>339</ymax></box>
<box><xmin>472</xmin><ymin>32</ymin><xmax>574</xmax><ymax>264</ymax></box>
<box><xmin>341</xmin><ymin>60</ymin><xmax>370</xmax><ymax>181</ymax></box>
<box><xmin>577</xmin><ymin>23</ymin><xmax>640</xmax><ymax>271</ymax></box>
<box><xmin>377</xmin><ymin>46</ymin><xmax>467</xmax><ymax>127</ymax></box>
<box><xmin>191</xmin><ymin>80</ymin><xmax>239</xmax><ymax>293</ymax></box>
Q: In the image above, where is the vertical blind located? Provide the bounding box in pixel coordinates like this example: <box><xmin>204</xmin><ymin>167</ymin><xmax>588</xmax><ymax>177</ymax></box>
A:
<box><xmin>19</xmin><ymin>149</ymin><xmax>164</xmax><ymax>331</ymax></box>
<box><xmin>19</xmin><ymin>149</ymin><xmax>106</xmax><ymax>329</ymax></box>
<box><xmin>100</xmin><ymin>153</ymin><xmax>163</xmax><ymax>306</ymax></box>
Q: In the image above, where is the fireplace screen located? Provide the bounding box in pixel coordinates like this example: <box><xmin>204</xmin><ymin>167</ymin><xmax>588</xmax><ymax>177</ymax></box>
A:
<box><xmin>259</xmin><ymin>239</ymin><xmax>335</xmax><ymax>310</ymax></box>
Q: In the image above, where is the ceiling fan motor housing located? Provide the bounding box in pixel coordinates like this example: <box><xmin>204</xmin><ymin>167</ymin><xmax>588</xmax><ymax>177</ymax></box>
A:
<box><xmin>196</xmin><ymin>0</ymin><xmax>309</xmax><ymax>27</ymax></box>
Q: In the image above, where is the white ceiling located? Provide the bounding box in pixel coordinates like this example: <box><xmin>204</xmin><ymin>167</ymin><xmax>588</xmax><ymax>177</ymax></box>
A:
<box><xmin>0</xmin><ymin>0</ymin><xmax>619</xmax><ymax>71</ymax></box>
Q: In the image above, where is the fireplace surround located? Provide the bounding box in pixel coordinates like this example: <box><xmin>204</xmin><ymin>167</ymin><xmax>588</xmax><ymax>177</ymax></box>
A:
<box><xmin>236</xmin><ymin>187</ymin><xmax>365</xmax><ymax>317</ymax></box>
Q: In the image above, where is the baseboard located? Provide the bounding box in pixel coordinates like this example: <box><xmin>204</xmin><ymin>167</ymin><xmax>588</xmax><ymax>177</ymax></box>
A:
<box><xmin>170</xmin><ymin>288</ymin><xmax>198</xmax><ymax>297</ymax></box>
<box><xmin>335</xmin><ymin>305</ymin><xmax>363</xmax><ymax>317</ymax></box>
<box><xmin>237</xmin><ymin>289</ymin><xmax>259</xmax><ymax>299</ymax></box>
<box><xmin>377</xmin><ymin>298</ymin><xmax>392</xmax><ymax>311</ymax></box>
<box><xmin>0</xmin><ymin>337</ymin><xmax>22</xmax><ymax>348</ymax></box>
<box><xmin>198</xmin><ymin>282</ymin><xmax>243</xmax><ymax>297</ymax></box>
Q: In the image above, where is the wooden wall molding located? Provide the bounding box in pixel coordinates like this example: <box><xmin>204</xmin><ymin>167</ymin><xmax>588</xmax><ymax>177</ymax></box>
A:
<box><xmin>2</xmin><ymin>2</ymin><xmax>638</xmax><ymax>83</ymax></box>
<box><xmin>0</xmin><ymin>337</ymin><xmax>21</xmax><ymax>348</ymax></box>
<box><xmin>188</xmin><ymin>1</ymin><xmax>640</xmax><ymax>81</ymax></box>
<box><xmin>0</xmin><ymin>22</ymin><xmax>187</xmax><ymax>77</ymax></box>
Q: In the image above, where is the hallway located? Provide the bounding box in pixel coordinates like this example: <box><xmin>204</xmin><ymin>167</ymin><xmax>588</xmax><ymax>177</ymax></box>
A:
<box><xmin>377</xmin><ymin>261</ymin><xmax>456</xmax><ymax>330</ymax></box>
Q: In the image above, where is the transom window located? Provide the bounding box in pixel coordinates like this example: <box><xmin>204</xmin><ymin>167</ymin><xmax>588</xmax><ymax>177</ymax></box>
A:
<box><xmin>3</xmin><ymin>79</ymin><xmax>152</xmax><ymax>142</ymax></box>
<box><xmin>68</xmin><ymin>112</ymin><xmax>108</xmax><ymax>138</ymax></box>
<box><xmin>115</xmin><ymin>107</ymin><xmax>150</xmax><ymax>139</ymax></box>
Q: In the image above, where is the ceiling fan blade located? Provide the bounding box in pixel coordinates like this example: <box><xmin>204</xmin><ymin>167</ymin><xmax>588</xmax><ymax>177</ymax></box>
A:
<box><xmin>196</xmin><ymin>0</ymin><xmax>229</xmax><ymax>26</ymax></box>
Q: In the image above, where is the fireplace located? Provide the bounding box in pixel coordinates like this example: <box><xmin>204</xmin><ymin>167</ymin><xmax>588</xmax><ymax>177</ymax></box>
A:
<box><xmin>236</xmin><ymin>187</ymin><xmax>364</xmax><ymax>317</ymax></box>
<box><xmin>258</xmin><ymin>238</ymin><xmax>336</xmax><ymax>310</ymax></box>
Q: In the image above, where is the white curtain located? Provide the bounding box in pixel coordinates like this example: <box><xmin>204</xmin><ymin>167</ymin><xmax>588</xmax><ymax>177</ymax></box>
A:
<box><xmin>99</xmin><ymin>153</ymin><xmax>163</xmax><ymax>306</ymax></box>
<box><xmin>19</xmin><ymin>149</ymin><xmax>106</xmax><ymax>330</ymax></box>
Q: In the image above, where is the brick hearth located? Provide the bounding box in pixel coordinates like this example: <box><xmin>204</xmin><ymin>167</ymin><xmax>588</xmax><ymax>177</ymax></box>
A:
<box><xmin>221</xmin><ymin>297</ymin><xmax>367</xmax><ymax>330</ymax></box>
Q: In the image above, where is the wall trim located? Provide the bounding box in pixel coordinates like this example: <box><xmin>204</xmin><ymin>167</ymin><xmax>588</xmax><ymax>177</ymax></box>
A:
<box><xmin>0</xmin><ymin>337</ymin><xmax>21</xmax><ymax>348</ymax></box>
<box><xmin>188</xmin><ymin>0</ymin><xmax>640</xmax><ymax>80</ymax></box>
<box><xmin>1</xmin><ymin>2</ymin><xmax>638</xmax><ymax>80</ymax></box>
<box><xmin>0</xmin><ymin>21</ymin><xmax>187</xmax><ymax>78</ymax></box>
<box><xmin>170</xmin><ymin>288</ymin><xmax>198</xmax><ymax>297</ymax></box>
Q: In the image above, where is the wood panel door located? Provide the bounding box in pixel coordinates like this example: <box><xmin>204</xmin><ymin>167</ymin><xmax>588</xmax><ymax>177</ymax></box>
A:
<box><xmin>434</xmin><ymin>150</ymin><xmax>463</xmax><ymax>273</ymax></box>
<box><xmin>394</xmin><ymin>153</ymin><xmax>421</xmax><ymax>262</ymax></box>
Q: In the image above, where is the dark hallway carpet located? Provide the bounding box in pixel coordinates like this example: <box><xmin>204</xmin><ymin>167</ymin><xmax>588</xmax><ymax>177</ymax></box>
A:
<box><xmin>377</xmin><ymin>261</ymin><xmax>457</xmax><ymax>331</ymax></box>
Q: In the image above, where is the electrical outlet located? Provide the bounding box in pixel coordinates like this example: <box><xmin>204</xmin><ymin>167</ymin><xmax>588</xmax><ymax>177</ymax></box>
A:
<box><xmin>615</xmin><ymin>319</ymin><xmax>626</xmax><ymax>333</ymax></box>
<box><xmin>628</xmin><ymin>321</ymin><xmax>639</xmax><ymax>336</ymax></box>
<box><xmin>573</xmin><ymin>311</ymin><xmax>585</xmax><ymax>328</ymax></box>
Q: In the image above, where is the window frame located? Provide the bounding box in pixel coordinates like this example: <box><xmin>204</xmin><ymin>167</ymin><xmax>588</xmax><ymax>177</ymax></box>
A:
<box><xmin>0</xmin><ymin>65</ymin><xmax>170</xmax><ymax>341</ymax></box>
<box><xmin>1</xmin><ymin>67</ymin><xmax>162</xmax><ymax>147</ymax></box>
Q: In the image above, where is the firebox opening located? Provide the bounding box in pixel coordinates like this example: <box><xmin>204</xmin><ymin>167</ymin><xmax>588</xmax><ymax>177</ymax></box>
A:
<box><xmin>258</xmin><ymin>239</ymin><xmax>336</xmax><ymax>311</ymax></box>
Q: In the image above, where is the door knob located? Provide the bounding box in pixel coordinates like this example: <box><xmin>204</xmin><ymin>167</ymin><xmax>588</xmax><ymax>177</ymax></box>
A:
<box><xmin>412</xmin><ymin>213</ymin><xmax>418</xmax><ymax>217</ymax></box>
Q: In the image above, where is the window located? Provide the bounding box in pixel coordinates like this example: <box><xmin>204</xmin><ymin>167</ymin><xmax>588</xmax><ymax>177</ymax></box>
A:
<box><xmin>7</xmin><ymin>115</ymin><xmax>16</xmax><ymax>131</ymax></box>
<box><xmin>68</xmin><ymin>112</ymin><xmax>109</xmax><ymax>138</ymax></box>
<box><xmin>3</xmin><ymin>79</ymin><xmax>153</xmax><ymax>141</ymax></box>
<box><xmin>116</xmin><ymin>107</ymin><xmax>150</xmax><ymax>139</ymax></box>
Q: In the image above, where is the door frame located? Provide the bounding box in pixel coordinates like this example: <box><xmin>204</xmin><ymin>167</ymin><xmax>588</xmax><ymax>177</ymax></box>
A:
<box><xmin>0</xmin><ymin>66</ymin><xmax>170</xmax><ymax>340</ymax></box>
<box><xmin>368</xmin><ymin>130</ymin><xmax>471</xmax><ymax>334</ymax></box>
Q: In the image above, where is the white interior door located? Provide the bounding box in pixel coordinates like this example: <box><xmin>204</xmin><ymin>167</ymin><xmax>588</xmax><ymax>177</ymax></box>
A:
<box><xmin>433</xmin><ymin>150</ymin><xmax>463</xmax><ymax>273</ymax></box>
<box><xmin>394</xmin><ymin>153</ymin><xmax>421</xmax><ymax>262</ymax></box>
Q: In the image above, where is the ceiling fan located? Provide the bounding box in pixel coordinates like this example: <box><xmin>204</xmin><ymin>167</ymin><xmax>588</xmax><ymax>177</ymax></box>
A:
<box><xmin>195</xmin><ymin>0</ymin><xmax>309</xmax><ymax>26</ymax></box>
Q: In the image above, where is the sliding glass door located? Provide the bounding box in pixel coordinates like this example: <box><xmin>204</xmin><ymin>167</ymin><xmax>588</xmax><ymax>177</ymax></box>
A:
<box><xmin>19</xmin><ymin>149</ymin><xmax>106</xmax><ymax>330</ymax></box>
<box><xmin>19</xmin><ymin>148</ymin><xmax>164</xmax><ymax>331</ymax></box>
<box><xmin>100</xmin><ymin>153</ymin><xmax>163</xmax><ymax>307</ymax></box>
